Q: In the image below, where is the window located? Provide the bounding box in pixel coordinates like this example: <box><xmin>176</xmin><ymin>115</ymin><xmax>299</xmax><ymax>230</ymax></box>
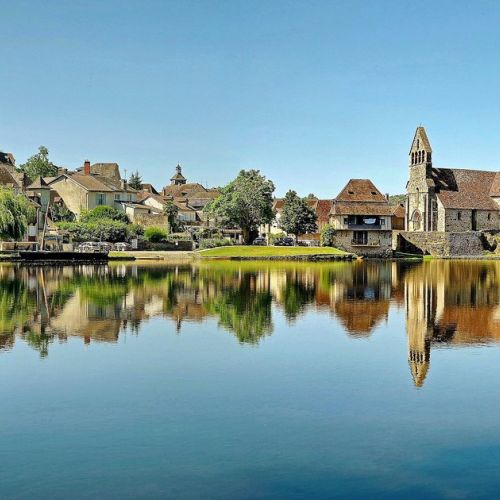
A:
<box><xmin>380</xmin><ymin>218</ymin><xmax>385</xmax><ymax>226</ymax></box>
<box><xmin>457</xmin><ymin>212</ymin><xmax>462</xmax><ymax>221</ymax></box>
<box><xmin>488</xmin><ymin>213</ymin><xmax>491</xmax><ymax>220</ymax></box>
<box><xmin>343</xmin><ymin>217</ymin><xmax>348</xmax><ymax>225</ymax></box>
<box><xmin>114</xmin><ymin>194</ymin><xmax>120</xmax><ymax>200</ymax></box>
<box><xmin>353</xmin><ymin>231</ymin><xmax>368</xmax><ymax>245</ymax></box>
<box><xmin>96</xmin><ymin>193</ymin><xmax>106</xmax><ymax>205</ymax></box>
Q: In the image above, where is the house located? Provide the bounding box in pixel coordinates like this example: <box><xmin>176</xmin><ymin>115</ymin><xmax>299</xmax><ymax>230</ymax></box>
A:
<box><xmin>140</xmin><ymin>193</ymin><xmax>198</xmax><ymax>224</ymax></box>
<box><xmin>391</xmin><ymin>203</ymin><xmax>406</xmax><ymax>231</ymax></box>
<box><xmin>261</xmin><ymin>198</ymin><xmax>332</xmax><ymax>241</ymax></box>
<box><xmin>26</xmin><ymin>177</ymin><xmax>51</xmax><ymax>229</ymax></box>
<box><xmin>48</xmin><ymin>160</ymin><xmax>137</xmax><ymax>216</ymax></box>
<box><xmin>406</xmin><ymin>126</ymin><xmax>500</xmax><ymax>232</ymax></box>
<box><xmin>329</xmin><ymin>179</ymin><xmax>393</xmax><ymax>256</ymax></box>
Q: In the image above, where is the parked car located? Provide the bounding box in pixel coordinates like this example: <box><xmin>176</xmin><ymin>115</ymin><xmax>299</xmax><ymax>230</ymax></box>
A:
<box><xmin>275</xmin><ymin>237</ymin><xmax>294</xmax><ymax>246</ymax></box>
<box><xmin>114</xmin><ymin>242</ymin><xmax>131</xmax><ymax>252</ymax></box>
<box><xmin>77</xmin><ymin>242</ymin><xmax>113</xmax><ymax>253</ymax></box>
<box><xmin>252</xmin><ymin>237</ymin><xmax>267</xmax><ymax>246</ymax></box>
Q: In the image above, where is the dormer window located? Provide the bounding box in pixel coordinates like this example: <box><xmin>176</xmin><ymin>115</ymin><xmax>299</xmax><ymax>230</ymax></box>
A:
<box><xmin>348</xmin><ymin>190</ymin><xmax>354</xmax><ymax>195</ymax></box>
<box><xmin>371</xmin><ymin>191</ymin><xmax>377</xmax><ymax>196</ymax></box>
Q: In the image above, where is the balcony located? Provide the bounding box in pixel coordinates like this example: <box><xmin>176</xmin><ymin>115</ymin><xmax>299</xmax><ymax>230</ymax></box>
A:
<box><xmin>347</xmin><ymin>223</ymin><xmax>382</xmax><ymax>230</ymax></box>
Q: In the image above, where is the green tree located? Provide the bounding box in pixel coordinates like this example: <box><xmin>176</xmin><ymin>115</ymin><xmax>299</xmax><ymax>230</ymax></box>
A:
<box><xmin>128</xmin><ymin>170</ymin><xmax>143</xmax><ymax>190</ymax></box>
<box><xmin>80</xmin><ymin>205</ymin><xmax>129</xmax><ymax>224</ymax></box>
<box><xmin>205</xmin><ymin>169</ymin><xmax>275</xmax><ymax>243</ymax></box>
<box><xmin>163</xmin><ymin>200</ymin><xmax>179</xmax><ymax>231</ymax></box>
<box><xmin>307</xmin><ymin>193</ymin><xmax>318</xmax><ymax>199</ymax></box>
<box><xmin>320</xmin><ymin>223</ymin><xmax>336</xmax><ymax>247</ymax></box>
<box><xmin>0</xmin><ymin>188</ymin><xmax>36</xmax><ymax>240</ymax></box>
<box><xmin>18</xmin><ymin>146</ymin><xmax>58</xmax><ymax>182</ymax></box>
<box><xmin>278</xmin><ymin>190</ymin><xmax>318</xmax><ymax>241</ymax></box>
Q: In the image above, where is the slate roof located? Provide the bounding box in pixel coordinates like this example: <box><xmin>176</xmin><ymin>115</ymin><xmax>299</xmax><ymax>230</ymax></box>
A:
<box><xmin>432</xmin><ymin>168</ymin><xmax>500</xmax><ymax>210</ymax></box>
<box><xmin>75</xmin><ymin>162</ymin><xmax>121</xmax><ymax>180</ymax></box>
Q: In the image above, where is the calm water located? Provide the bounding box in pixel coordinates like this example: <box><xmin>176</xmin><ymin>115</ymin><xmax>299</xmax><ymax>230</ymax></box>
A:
<box><xmin>1</xmin><ymin>260</ymin><xmax>500</xmax><ymax>498</ymax></box>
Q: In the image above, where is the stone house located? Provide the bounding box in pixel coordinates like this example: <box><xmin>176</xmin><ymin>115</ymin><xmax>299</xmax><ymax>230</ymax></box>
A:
<box><xmin>260</xmin><ymin>198</ymin><xmax>332</xmax><ymax>242</ymax></box>
<box><xmin>48</xmin><ymin>160</ymin><xmax>137</xmax><ymax>217</ymax></box>
<box><xmin>406</xmin><ymin>127</ymin><xmax>500</xmax><ymax>232</ymax></box>
<box><xmin>329</xmin><ymin>179</ymin><xmax>393</xmax><ymax>256</ymax></box>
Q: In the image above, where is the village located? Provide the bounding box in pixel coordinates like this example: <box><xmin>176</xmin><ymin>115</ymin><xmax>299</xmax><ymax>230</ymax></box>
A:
<box><xmin>1</xmin><ymin>125</ymin><xmax>500</xmax><ymax>259</ymax></box>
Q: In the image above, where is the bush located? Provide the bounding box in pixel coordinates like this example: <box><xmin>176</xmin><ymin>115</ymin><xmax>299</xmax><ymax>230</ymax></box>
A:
<box><xmin>80</xmin><ymin>206</ymin><xmax>129</xmax><ymax>224</ymax></box>
<box><xmin>268</xmin><ymin>232</ymin><xmax>286</xmax><ymax>245</ymax></box>
<box><xmin>320</xmin><ymin>224</ymin><xmax>336</xmax><ymax>247</ymax></box>
<box><xmin>57</xmin><ymin>220</ymin><xmax>137</xmax><ymax>243</ymax></box>
<box><xmin>144</xmin><ymin>226</ymin><xmax>169</xmax><ymax>243</ymax></box>
<box><xmin>199</xmin><ymin>237</ymin><xmax>234</xmax><ymax>250</ymax></box>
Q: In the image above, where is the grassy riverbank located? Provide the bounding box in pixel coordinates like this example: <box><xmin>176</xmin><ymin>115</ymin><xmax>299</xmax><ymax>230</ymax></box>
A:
<box><xmin>198</xmin><ymin>245</ymin><xmax>351</xmax><ymax>260</ymax></box>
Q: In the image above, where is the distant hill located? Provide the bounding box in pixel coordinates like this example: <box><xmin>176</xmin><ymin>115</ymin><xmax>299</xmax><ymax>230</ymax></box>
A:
<box><xmin>388</xmin><ymin>194</ymin><xmax>406</xmax><ymax>205</ymax></box>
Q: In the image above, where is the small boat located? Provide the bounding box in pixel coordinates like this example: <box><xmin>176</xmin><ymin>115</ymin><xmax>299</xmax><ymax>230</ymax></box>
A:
<box><xmin>18</xmin><ymin>251</ymin><xmax>109</xmax><ymax>262</ymax></box>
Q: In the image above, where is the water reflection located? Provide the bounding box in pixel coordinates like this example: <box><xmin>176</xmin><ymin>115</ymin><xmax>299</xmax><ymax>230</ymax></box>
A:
<box><xmin>0</xmin><ymin>260</ymin><xmax>499</xmax><ymax>387</ymax></box>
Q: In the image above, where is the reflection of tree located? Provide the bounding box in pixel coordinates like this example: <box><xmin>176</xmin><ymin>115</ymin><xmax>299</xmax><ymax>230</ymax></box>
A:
<box><xmin>206</xmin><ymin>273</ymin><xmax>273</xmax><ymax>344</ymax></box>
<box><xmin>0</xmin><ymin>276</ymin><xmax>37</xmax><ymax>349</ymax></box>
<box><xmin>281</xmin><ymin>274</ymin><xmax>315</xmax><ymax>322</ymax></box>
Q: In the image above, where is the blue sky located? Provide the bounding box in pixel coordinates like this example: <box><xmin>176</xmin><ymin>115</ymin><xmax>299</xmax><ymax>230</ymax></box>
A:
<box><xmin>1</xmin><ymin>0</ymin><xmax>500</xmax><ymax>197</ymax></box>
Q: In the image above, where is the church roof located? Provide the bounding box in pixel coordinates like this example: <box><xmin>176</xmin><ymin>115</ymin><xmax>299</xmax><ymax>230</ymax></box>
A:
<box><xmin>410</xmin><ymin>126</ymin><xmax>432</xmax><ymax>153</ymax></box>
<box><xmin>432</xmin><ymin>168</ymin><xmax>500</xmax><ymax>210</ymax></box>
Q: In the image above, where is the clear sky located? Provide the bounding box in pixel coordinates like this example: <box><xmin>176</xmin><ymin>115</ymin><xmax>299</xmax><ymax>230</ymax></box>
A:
<box><xmin>2</xmin><ymin>0</ymin><xmax>500</xmax><ymax>197</ymax></box>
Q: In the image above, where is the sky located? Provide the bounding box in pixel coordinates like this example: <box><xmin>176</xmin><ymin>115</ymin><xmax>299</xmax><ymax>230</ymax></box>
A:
<box><xmin>2</xmin><ymin>0</ymin><xmax>500</xmax><ymax>197</ymax></box>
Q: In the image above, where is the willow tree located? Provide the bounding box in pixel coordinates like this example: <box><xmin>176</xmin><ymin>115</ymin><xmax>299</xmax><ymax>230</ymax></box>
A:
<box><xmin>0</xmin><ymin>188</ymin><xmax>36</xmax><ymax>240</ymax></box>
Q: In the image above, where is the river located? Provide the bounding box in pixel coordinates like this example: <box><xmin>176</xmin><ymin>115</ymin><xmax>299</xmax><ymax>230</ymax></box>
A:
<box><xmin>1</xmin><ymin>260</ymin><xmax>500</xmax><ymax>498</ymax></box>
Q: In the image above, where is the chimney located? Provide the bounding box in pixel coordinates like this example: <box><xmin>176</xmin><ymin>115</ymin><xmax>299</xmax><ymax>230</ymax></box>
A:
<box><xmin>84</xmin><ymin>160</ymin><xmax>91</xmax><ymax>175</ymax></box>
<box><xmin>386</xmin><ymin>193</ymin><xmax>390</xmax><ymax>201</ymax></box>
<box><xmin>120</xmin><ymin>179</ymin><xmax>127</xmax><ymax>190</ymax></box>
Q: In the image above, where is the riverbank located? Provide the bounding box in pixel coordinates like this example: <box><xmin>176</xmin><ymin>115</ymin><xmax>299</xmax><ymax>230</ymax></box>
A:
<box><xmin>197</xmin><ymin>246</ymin><xmax>355</xmax><ymax>261</ymax></box>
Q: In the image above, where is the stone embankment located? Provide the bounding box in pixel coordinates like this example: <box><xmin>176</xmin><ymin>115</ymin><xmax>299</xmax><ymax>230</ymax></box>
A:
<box><xmin>394</xmin><ymin>231</ymin><xmax>485</xmax><ymax>257</ymax></box>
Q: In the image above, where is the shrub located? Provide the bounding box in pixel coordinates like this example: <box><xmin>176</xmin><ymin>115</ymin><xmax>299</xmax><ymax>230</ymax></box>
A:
<box><xmin>80</xmin><ymin>206</ymin><xmax>129</xmax><ymax>224</ymax></box>
<box><xmin>268</xmin><ymin>232</ymin><xmax>286</xmax><ymax>245</ymax></box>
<box><xmin>199</xmin><ymin>237</ymin><xmax>234</xmax><ymax>250</ymax></box>
<box><xmin>320</xmin><ymin>224</ymin><xmax>336</xmax><ymax>247</ymax></box>
<box><xmin>57</xmin><ymin>220</ymin><xmax>134</xmax><ymax>243</ymax></box>
<box><xmin>144</xmin><ymin>226</ymin><xmax>169</xmax><ymax>243</ymax></box>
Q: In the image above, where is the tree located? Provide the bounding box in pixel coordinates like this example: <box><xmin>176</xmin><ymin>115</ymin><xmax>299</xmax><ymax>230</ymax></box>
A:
<box><xmin>205</xmin><ymin>169</ymin><xmax>275</xmax><ymax>243</ymax></box>
<box><xmin>18</xmin><ymin>146</ymin><xmax>58</xmax><ymax>182</ymax></box>
<box><xmin>80</xmin><ymin>205</ymin><xmax>129</xmax><ymax>224</ymax></box>
<box><xmin>307</xmin><ymin>193</ymin><xmax>318</xmax><ymax>199</ymax></box>
<box><xmin>0</xmin><ymin>188</ymin><xmax>36</xmax><ymax>240</ymax></box>
<box><xmin>128</xmin><ymin>170</ymin><xmax>143</xmax><ymax>190</ymax></box>
<box><xmin>278</xmin><ymin>190</ymin><xmax>318</xmax><ymax>241</ymax></box>
<box><xmin>163</xmin><ymin>200</ymin><xmax>179</xmax><ymax>231</ymax></box>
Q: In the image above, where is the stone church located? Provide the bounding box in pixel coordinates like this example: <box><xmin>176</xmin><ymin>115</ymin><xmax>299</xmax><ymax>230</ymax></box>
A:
<box><xmin>406</xmin><ymin>127</ymin><xmax>500</xmax><ymax>232</ymax></box>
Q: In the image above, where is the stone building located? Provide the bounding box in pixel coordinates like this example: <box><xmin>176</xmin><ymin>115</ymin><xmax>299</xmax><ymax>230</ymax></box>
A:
<box><xmin>406</xmin><ymin>126</ymin><xmax>500</xmax><ymax>232</ymax></box>
<box><xmin>329</xmin><ymin>179</ymin><xmax>393</xmax><ymax>257</ymax></box>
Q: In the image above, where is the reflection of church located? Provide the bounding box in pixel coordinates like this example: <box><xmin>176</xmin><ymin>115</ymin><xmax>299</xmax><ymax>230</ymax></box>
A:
<box><xmin>405</xmin><ymin>261</ymin><xmax>500</xmax><ymax>387</ymax></box>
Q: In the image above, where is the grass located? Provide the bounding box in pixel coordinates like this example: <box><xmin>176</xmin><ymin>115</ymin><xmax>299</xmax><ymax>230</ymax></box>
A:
<box><xmin>198</xmin><ymin>245</ymin><xmax>348</xmax><ymax>258</ymax></box>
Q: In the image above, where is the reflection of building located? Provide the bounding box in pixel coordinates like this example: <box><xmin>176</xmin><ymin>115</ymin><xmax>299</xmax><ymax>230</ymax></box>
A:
<box><xmin>404</xmin><ymin>260</ymin><xmax>500</xmax><ymax>386</ymax></box>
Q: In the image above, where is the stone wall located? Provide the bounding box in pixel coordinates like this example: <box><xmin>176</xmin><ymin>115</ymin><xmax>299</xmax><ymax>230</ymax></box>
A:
<box><xmin>135</xmin><ymin>213</ymin><xmax>169</xmax><ymax>228</ymax></box>
<box><xmin>442</xmin><ymin>208</ymin><xmax>498</xmax><ymax>232</ymax></box>
<box><xmin>333</xmin><ymin>230</ymin><xmax>393</xmax><ymax>257</ymax></box>
<box><xmin>395</xmin><ymin>231</ymin><xmax>485</xmax><ymax>256</ymax></box>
